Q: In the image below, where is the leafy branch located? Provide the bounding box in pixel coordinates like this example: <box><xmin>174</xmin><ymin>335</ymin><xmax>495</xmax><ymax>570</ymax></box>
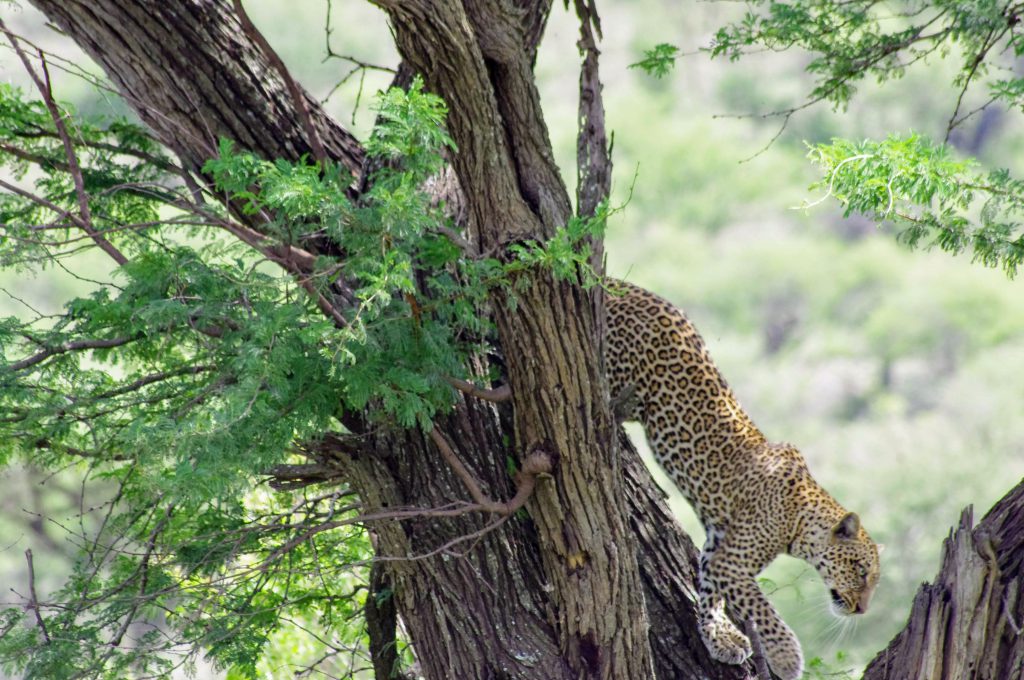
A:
<box><xmin>801</xmin><ymin>134</ymin><xmax>1024</xmax><ymax>276</ymax></box>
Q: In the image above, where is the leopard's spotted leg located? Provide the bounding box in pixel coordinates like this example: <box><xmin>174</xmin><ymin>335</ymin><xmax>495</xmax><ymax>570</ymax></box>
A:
<box><xmin>697</xmin><ymin>528</ymin><xmax>753</xmax><ymax>665</ymax></box>
<box><xmin>704</xmin><ymin>530</ymin><xmax>803</xmax><ymax>680</ymax></box>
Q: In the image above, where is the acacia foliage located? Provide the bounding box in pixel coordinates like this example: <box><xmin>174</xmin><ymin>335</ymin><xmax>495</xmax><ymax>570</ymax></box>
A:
<box><xmin>0</xmin><ymin>64</ymin><xmax>602</xmax><ymax>676</ymax></box>
<box><xmin>637</xmin><ymin>0</ymin><xmax>1024</xmax><ymax>276</ymax></box>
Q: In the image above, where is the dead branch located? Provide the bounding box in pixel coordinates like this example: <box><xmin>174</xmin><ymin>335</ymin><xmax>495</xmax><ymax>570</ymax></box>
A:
<box><xmin>445</xmin><ymin>376</ymin><xmax>511</xmax><ymax>403</ymax></box>
<box><xmin>265</xmin><ymin>463</ymin><xmax>346</xmax><ymax>491</ymax></box>
<box><xmin>744</xmin><ymin>619</ymin><xmax>771</xmax><ymax>680</ymax></box>
<box><xmin>573</xmin><ymin>0</ymin><xmax>611</xmax><ymax>271</ymax></box>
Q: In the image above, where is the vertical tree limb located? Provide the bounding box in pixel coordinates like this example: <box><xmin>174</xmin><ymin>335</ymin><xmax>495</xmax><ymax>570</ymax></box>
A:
<box><xmin>744</xmin><ymin>619</ymin><xmax>772</xmax><ymax>680</ymax></box>
<box><xmin>573</xmin><ymin>0</ymin><xmax>612</xmax><ymax>229</ymax></box>
<box><xmin>376</xmin><ymin>2</ymin><xmax>655</xmax><ymax>676</ymax></box>
<box><xmin>365</xmin><ymin>561</ymin><xmax>405</xmax><ymax>680</ymax></box>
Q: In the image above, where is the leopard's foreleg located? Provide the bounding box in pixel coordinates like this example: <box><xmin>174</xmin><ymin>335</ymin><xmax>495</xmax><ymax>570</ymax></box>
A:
<box><xmin>701</xmin><ymin>529</ymin><xmax>803</xmax><ymax>680</ymax></box>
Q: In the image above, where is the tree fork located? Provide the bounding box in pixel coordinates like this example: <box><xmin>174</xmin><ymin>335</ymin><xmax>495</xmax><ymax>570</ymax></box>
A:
<box><xmin>26</xmin><ymin>1</ymin><xmax>750</xmax><ymax>677</ymax></box>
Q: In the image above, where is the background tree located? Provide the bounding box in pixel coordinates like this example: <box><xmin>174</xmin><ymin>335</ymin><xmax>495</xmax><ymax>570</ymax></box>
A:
<box><xmin>1</xmin><ymin>1</ymin><xmax>1023</xmax><ymax>679</ymax></box>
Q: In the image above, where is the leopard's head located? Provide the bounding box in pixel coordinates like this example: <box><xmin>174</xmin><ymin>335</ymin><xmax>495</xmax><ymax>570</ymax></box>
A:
<box><xmin>814</xmin><ymin>512</ymin><xmax>881</xmax><ymax>616</ymax></box>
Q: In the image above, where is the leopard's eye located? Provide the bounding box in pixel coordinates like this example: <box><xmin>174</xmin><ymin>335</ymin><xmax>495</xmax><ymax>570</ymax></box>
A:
<box><xmin>857</xmin><ymin>563</ymin><xmax>868</xmax><ymax>578</ymax></box>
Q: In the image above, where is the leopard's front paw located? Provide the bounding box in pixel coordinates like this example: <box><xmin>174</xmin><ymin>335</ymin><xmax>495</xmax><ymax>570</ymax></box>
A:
<box><xmin>766</xmin><ymin>643</ymin><xmax>804</xmax><ymax>680</ymax></box>
<box><xmin>699</xmin><ymin>615</ymin><xmax>752</xmax><ymax>665</ymax></box>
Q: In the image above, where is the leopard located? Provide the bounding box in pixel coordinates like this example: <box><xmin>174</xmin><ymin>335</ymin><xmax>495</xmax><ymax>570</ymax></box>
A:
<box><xmin>605</xmin><ymin>279</ymin><xmax>881</xmax><ymax>680</ymax></box>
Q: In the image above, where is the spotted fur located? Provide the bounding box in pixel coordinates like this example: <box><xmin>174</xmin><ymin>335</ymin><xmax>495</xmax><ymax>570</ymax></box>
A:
<box><xmin>606</xmin><ymin>280</ymin><xmax>881</xmax><ymax>680</ymax></box>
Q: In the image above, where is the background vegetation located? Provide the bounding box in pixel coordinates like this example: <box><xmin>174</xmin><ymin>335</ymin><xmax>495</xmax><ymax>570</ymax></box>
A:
<box><xmin>1</xmin><ymin>0</ymin><xmax>1022</xmax><ymax>677</ymax></box>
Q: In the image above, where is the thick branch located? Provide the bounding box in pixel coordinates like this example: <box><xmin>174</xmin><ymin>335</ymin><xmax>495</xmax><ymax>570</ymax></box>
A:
<box><xmin>445</xmin><ymin>376</ymin><xmax>512</xmax><ymax>403</ymax></box>
<box><xmin>28</xmin><ymin>0</ymin><xmax>364</xmax><ymax>177</ymax></box>
<box><xmin>232</xmin><ymin>0</ymin><xmax>326</xmax><ymax>165</ymax></box>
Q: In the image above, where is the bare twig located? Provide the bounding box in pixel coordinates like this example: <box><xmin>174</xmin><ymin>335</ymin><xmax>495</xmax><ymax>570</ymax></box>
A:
<box><xmin>429</xmin><ymin>427</ymin><xmax>550</xmax><ymax>515</ymax></box>
<box><xmin>10</xmin><ymin>130</ymin><xmax>188</xmax><ymax>178</ymax></box>
<box><xmin>322</xmin><ymin>1</ymin><xmax>397</xmax><ymax>74</ymax></box>
<box><xmin>0</xmin><ymin>20</ymin><xmax>128</xmax><ymax>266</ymax></box>
<box><xmin>89</xmin><ymin>365</ymin><xmax>215</xmax><ymax>401</ymax></box>
<box><xmin>744</xmin><ymin>619</ymin><xmax>772</xmax><ymax>680</ymax></box>
<box><xmin>101</xmin><ymin>505</ymin><xmax>173</xmax><ymax>659</ymax></box>
<box><xmin>944</xmin><ymin>25</ymin><xmax>1007</xmax><ymax>140</ymax></box>
<box><xmin>24</xmin><ymin>549</ymin><xmax>51</xmax><ymax>644</ymax></box>
<box><xmin>445</xmin><ymin>376</ymin><xmax>512</xmax><ymax>403</ymax></box>
<box><xmin>0</xmin><ymin>177</ymin><xmax>93</xmax><ymax>232</ymax></box>
<box><xmin>232</xmin><ymin>0</ymin><xmax>327</xmax><ymax>165</ymax></box>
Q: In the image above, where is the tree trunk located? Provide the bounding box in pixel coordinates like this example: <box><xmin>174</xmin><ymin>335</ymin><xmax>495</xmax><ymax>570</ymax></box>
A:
<box><xmin>863</xmin><ymin>478</ymin><xmax>1024</xmax><ymax>680</ymax></box>
<box><xmin>377</xmin><ymin>2</ymin><xmax>654</xmax><ymax>675</ymax></box>
<box><xmin>27</xmin><ymin>1</ymin><xmax>755</xmax><ymax>678</ymax></box>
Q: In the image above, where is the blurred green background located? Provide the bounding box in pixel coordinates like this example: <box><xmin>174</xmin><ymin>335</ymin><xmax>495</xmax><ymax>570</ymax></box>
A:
<box><xmin>2</xmin><ymin>0</ymin><xmax>1023</xmax><ymax>677</ymax></box>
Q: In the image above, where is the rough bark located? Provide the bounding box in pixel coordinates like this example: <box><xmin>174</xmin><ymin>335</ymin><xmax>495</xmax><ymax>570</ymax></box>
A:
<box><xmin>365</xmin><ymin>562</ymin><xmax>405</xmax><ymax>680</ymax></box>
<box><xmin>24</xmin><ymin>1</ymin><xmax>754</xmax><ymax>678</ymax></box>
<box><xmin>331</xmin><ymin>408</ymin><xmax>570</xmax><ymax>680</ymax></box>
<box><xmin>378</xmin><ymin>1</ymin><xmax>654</xmax><ymax>676</ymax></box>
<box><xmin>863</xmin><ymin>478</ymin><xmax>1024</xmax><ymax>680</ymax></box>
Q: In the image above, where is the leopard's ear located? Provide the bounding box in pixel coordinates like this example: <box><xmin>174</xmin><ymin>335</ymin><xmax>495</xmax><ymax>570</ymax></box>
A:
<box><xmin>831</xmin><ymin>512</ymin><xmax>860</xmax><ymax>543</ymax></box>
<box><xmin>876</xmin><ymin>543</ymin><xmax>885</xmax><ymax>555</ymax></box>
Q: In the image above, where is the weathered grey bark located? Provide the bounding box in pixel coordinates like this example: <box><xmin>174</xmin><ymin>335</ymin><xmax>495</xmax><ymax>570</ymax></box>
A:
<box><xmin>26</xmin><ymin>1</ymin><xmax>755</xmax><ymax>678</ymax></box>
<box><xmin>863</xmin><ymin>478</ymin><xmax>1024</xmax><ymax>680</ymax></box>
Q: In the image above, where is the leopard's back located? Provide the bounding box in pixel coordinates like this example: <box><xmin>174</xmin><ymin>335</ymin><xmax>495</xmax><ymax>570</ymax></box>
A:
<box><xmin>605</xmin><ymin>280</ymin><xmax>765</xmax><ymax>525</ymax></box>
